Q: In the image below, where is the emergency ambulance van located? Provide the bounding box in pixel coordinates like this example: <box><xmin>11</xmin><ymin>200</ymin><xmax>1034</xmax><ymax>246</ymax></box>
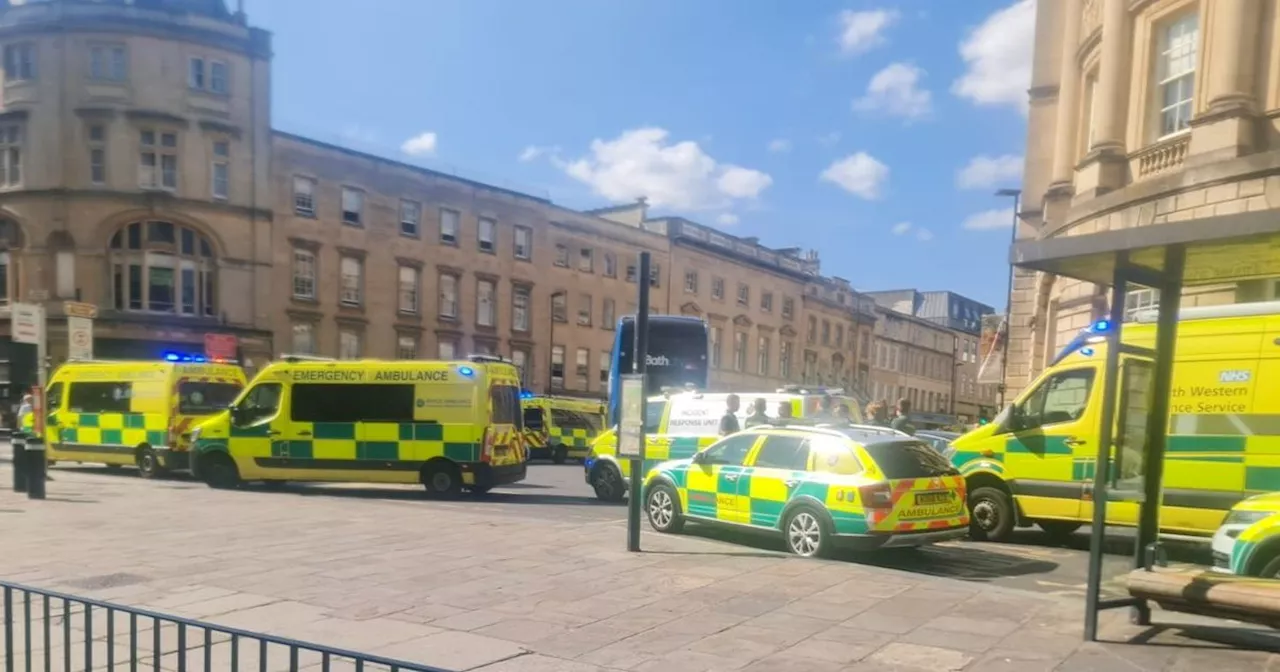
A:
<box><xmin>949</xmin><ymin>300</ymin><xmax>1280</xmax><ymax>542</ymax></box>
<box><xmin>189</xmin><ymin>354</ymin><xmax>526</xmax><ymax>497</ymax></box>
<box><xmin>32</xmin><ymin>356</ymin><xmax>246</xmax><ymax>477</ymax></box>
<box><xmin>520</xmin><ymin>395</ymin><xmax>605</xmax><ymax>464</ymax></box>
<box><xmin>585</xmin><ymin>387</ymin><xmax>874</xmax><ymax>502</ymax></box>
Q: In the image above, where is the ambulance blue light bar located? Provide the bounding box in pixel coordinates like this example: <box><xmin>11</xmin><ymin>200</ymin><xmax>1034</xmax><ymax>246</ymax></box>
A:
<box><xmin>163</xmin><ymin>351</ymin><xmax>209</xmax><ymax>363</ymax></box>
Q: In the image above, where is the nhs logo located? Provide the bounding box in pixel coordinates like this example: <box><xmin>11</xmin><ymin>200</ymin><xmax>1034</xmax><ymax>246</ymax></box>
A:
<box><xmin>1219</xmin><ymin>370</ymin><xmax>1252</xmax><ymax>383</ymax></box>
<box><xmin>646</xmin><ymin>354</ymin><xmax>671</xmax><ymax>367</ymax></box>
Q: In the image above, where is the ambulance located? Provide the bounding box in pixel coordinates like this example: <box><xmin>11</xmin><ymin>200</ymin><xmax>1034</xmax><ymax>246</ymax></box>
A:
<box><xmin>520</xmin><ymin>394</ymin><xmax>605</xmax><ymax>464</ymax></box>
<box><xmin>948</xmin><ymin>301</ymin><xmax>1280</xmax><ymax>542</ymax></box>
<box><xmin>28</xmin><ymin>355</ymin><xmax>246</xmax><ymax>477</ymax></box>
<box><xmin>189</xmin><ymin>354</ymin><xmax>527</xmax><ymax>497</ymax></box>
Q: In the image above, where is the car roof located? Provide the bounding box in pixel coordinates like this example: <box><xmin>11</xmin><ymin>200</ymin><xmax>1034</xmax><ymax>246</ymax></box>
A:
<box><xmin>741</xmin><ymin>423</ymin><xmax>911</xmax><ymax>446</ymax></box>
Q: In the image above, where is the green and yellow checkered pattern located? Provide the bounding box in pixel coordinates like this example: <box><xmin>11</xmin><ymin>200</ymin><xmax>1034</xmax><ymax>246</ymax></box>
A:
<box><xmin>52</xmin><ymin>412</ymin><xmax>169</xmax><ymax>461</ymax></box>
<box><xmin>226</xmin><ymin>421</ymin><xmax>488</xmax><ymax>466</ymax></box>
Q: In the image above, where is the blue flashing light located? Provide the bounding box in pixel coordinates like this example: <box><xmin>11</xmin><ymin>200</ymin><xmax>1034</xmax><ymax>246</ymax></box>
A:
<box><xmin>1091</xmin><ymin>319</ymin><xmax>1111</xmax><ymax>333</ymax></box>
<box><xmin>519</xmin><ymin>389</ymin><xmax>536</xmax><ymax>400</ymax></box>
<box><xmin>163</xmin><ymin>352</ymin><xmax>181</xmax><ymax>362</ymax></box>
<box><xmin>1080</xmin><ymin>347</ymin><xmax>1095</xmax><ymax>357</ymax></box>
<box><xmin>458</xmin><ymin>366</ymin><xmax>475</xmax><ymax>378</ymax></box>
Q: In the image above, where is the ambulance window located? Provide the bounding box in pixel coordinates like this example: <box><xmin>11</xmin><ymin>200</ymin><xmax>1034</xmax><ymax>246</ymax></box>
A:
<box><xmin>751</xmin><ymin>435</ymin><xmax>810</xmax><ymax>471</ymax></box>
<box><xmin>291</xmin><ymin>384</ymin><xmax>414</xmax><ymax>423</ymax></box>
<box><xmin>644</xmin><ymin>400</ymin><xmax>666</xmax><ymax>432</ymax></box>
<box><xmin>178</xmin><ymin>381</ymin><xmax>242</xmax><ymax>414</ymax></box>
<box><xmin>550</xmin><ymin>409</ymin><xmax>599</xmax><ymax>431</ymax></box>
<box><xmin>699</xmin><ymin>434</ymin><xmax>756</xmax><ymax>466</ymax></box>
<box><xmin>523</xmin><ymin>407</ymin><xmax>545</xmax><ymax>430</ymax></box>
<box><xmin>68</xmin><ymin>382</ymin><xmax>132</xmax><ymax>414</ymax></box>
<box><xmin>46</xmin><ymin>383</ymin><xmax>63</xmax><ymax>411</ymax></box>
<box><xmin>489</xmin><ymin>385</ymin><xmax>520</xmax><ymax>426</ymax></box>
<box><xmin>808</xmin><ymin>436</ymin><xmax>863</xmax><ymax>476</ymax></box>
<box><xmin>236</xmin><ymin>383</ymin><xmax>281</xmax><ymax>425</ymax></box>
<box><xmin>1019</xmin><ymin>369</ymin><xmax>1095</xmax><ymax>429</ymax></box>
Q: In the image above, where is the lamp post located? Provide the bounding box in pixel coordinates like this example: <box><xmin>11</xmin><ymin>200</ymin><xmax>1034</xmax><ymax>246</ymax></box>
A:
<box><xmin>995</xmin><ymin>188</ymin><xmax>1021</xmax><ymax>409</ymax></box>
<box><xmin>547</xmin><ymin>290</ymin><xmax>566</xmax><ymax>392</ymax></box>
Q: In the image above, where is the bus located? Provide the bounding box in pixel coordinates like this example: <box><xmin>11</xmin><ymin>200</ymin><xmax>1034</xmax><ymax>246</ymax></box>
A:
<box><xmin>606</xmin><ymin>314</ymin><xmax>709</xmax><ymax>425</ymax></box>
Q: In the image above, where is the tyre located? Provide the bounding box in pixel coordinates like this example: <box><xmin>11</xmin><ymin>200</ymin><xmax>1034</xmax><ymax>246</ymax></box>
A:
<box><xmin>552</xmin><ymin>445</ymin><xmax>568</xmax><ymax>465</ymax></box>
<box><xmin>968</xmin><ymin>486</ymin><xmax>1015</xmax><ymax>542</ymax></box>
<box><xmin>645</xmin><ymin>483</ymin><xmax>685</xmax><ymax>534</ymax></box>
<box><xmin>1256</xmin><ymin>553</ymin><xmax>1280</xmax><ymax>579</ymax></box>
<box><xmin>590</xmin><ymin>462</ymin><xmax>626</xmax><ymax>503</ymax></box>
<box><xmin>136</xmin><ymin>447</ymin><xmax>165</xmax><ymax>479</ymax></box>
<box><xmin>421</xmin><ymin>461</ymin><xmax>463</xmax><ymax>499</ymax></box>
<box><xmin>1038</xmin><ymin>521</ymin><xmax>1083</xmax><ymax>538</ymax></box>
<box><xmin>783</xmin><ymin>506</ymin><xmax>833</xmax><ymax>558</ymax></box>
<box><xmin>201</xmin><ymin>453</ymin><xmax>241</xmax><ymax>490</ymax></box>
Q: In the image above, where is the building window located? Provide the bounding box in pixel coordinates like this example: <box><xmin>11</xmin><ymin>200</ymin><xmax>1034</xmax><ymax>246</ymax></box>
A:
<box><xmin>398</xmin><ymin>265</ymin><xmax>419</xmax><ymax>314</ymax></box>
<box><xmin>293</xmin><ymin>176</ymin><xmax>316</xmax><ymax>216</ymax></box>
<box><xmin>710</xmin><ymin>326</ymin><xmax>722</xmax><ymax>368</ymax></box>
<box><xmin>860</xmin><ymin>332</ymin><xmax>870</xmax><ymax>359</ymax></box>
<box><xmin>603</xmin><ymin>252</ymin><xmax>617</xmax><ymax>278</ymax></box>
<box><xmin>209</xmin><ymin>61</ymin><xmax>228</xmax><ymax>94</ymax></box>
<box><xmin>440</xmin><ymin>208</ymin><xmax>460</xmax><ymax>244</ymax></box>
<box><xmin>598</xmin><ymin>350</ymin><xmax>610</xmax><ymax>386</ymax></box>
<box><xmin>1124</xmin><ymin>288</ymin><xmax>1160</xmax><ymax>319</ymax></box>
<box><xmin>757</xmin><ymin>336</ymin><xmax>770</xmax><ymax>376</ymax></box>
<box><xmin>575</xmin><ymin>348</ymin><xmax>590</xmax><ymax>390</ymax></box>
<box><xmin>835</xmin><ymin>324</ymin><xmax>844</xmax><ymax>348</ymax></box>
<box><xmin>733</xmin><ymin>332</ymin><xmax>747</xmax><ymax>372</ymax></box>
<box><xmin>1082</xmin><ymin>74</ymin><xmax>1098</xmax><ymax>155</ymax></box>
<box><xmin>625</xmin><ymin>264</ymin><xmax>637</xmax><ymax>283</ymax></box>
<box><xmin>339</xmin><ymin>256</ymin><xmax>362</xmax><ymax>307</ymax></box>
<box><xmin>55</xmin><ymin>250</ymin><xmax>74</xmax><ymax>299</ymax></box>
<box><xmin>761</xmin><ymin>292</ymin><xmax>773</xmax><ymax>313</ymax></box>
<box><xmin>108</xmin><ymin>221</ymin><xmax>216</xmax><ymax>317</ymax></box>
<box><xmin>138</xmin><ymin>129</ymin><xmax>178</xmax><ymax>190</ymax></box>
<box><xmin>513</xmin><ymin>285</ymin><xmax>531</xmax><ymax>332</ymax></box>
<box><xmin>188</xmin><ymin>57</ymin><xmax>205</xmax><ymax>89</ymax></box>
<box><xmin>400</xmin><ymin>200</ymin><xmax>420</xmax><ymax>237</ymax></box>
<box><xmin>514</xmin><ymin>226</ymin><xmax>532</xmax><ymax>260</ymax></box>
<box><xmin>578</xmin><ymin>294</ymin><xmax>592</xmax><ymax>326</ymax></box>
<box><xmin>684</xmin><ymin>270</ymin><xmax>698</xmax><ymax>294</ymax></box>
<box><xmin>88</xmin><ymin>124</ymin><xmax>106</xmax><ymax>185</ymax></box>
<box><xmin>711</xmin><ymin>277</ymin><xmax>725</xmax><ymax>300</ymax></box>
<box><xmin>341</xmin><ymin>187</ymin><xmax>363</xmax><ymax>227</ymax></box>
<box><xmin>292</xmin><ymin>249</ymin><xmax>316</xmax><ymax>300</ymax></box>
<box><xmin>438</xmin><ymin>339</ymin><xmax>457</xmax><ymax>360</ymax></box>
<box><xmin>3</xmin><ymin>43</ymin><xmax>35</xmax><ymax>81</ymax></box>
<box><xmin>807</xmin><ymin>316</ymin><xmax>817</xmax><ymax>344</ymax></box>
<box><xmin>512</xmin><ymin>348</ymin><xmax>530</xmax><ymax>386</ymax></box>
<box><xmin>210</xmin><ymin>140</ymin><xmax>229</xmax><ymax>200</ymax></box>
<box><xmin>780</xmin><ymin>341</ymin><xmax>792</xmax><ymax>379</ymax></box>
<box><xmin>0</xmin><ymin>123</ymin><xmax>20</xmax><ymax>188</ymax></box>
<box><xmin>602</xmin><ymin>298</ymin><xmax>616</xmax><ymax>328</ymax></box>
<box><xmin>551</xmin><ymin>345</ymin><xmax>565</xmax><ymax>389</ymax></box>
<box><xmin>552</xmin><ymin>292</ymin><xmax>567</xmax><ymax>322</ymax></box>
<box><xmin>822</xmin><ymin>321</ymin><xmax>831</xmax><ymax>345</ymax></box>
<box><xmin>555</xmin><ymin>244</ymin><xmax>570</xmax><ymax>268</ymax></box>
<box><xmin>397</xmin><ymin>335</ymin><xmax>417</xmax><ymax>360</ymax></box>
<box><xmin>477</xmin><ymin>279</ymin><xmax>496</xmax><ymax>327</ymax></box>
<box><xmin>89</xmin><ymin>44</ymin><xmax>127</xmax><ymax>81</ymax></box>
<box><xmin>579</xmin><ymin>248</ymin><xmax>594</xmax><ymax>272</ymax></box>
<box><xmin>650</xmin><ymin>264</ymin><xmax>661</xmax><ymax>287</ymax></box>
<box><xmin>1155</xmin><ymin>13</ymin><xmax>1199</xmax><ymax>139</ymax></box>
<box><xmin>338</xmin><ymin>329</ymin><xmax>361</xmax><ymax>360</ymax></box>
<box><xmin>438</xmin><ymin>273</ymin><xmax>458</xmax><ymax>318</ymax></box>
<box><xmin>478</xmin><ymin>217</ymin><xmax>496</xmax><ymax>253</ymax></box>
<box><xmin>291</xmin><ymin>323</ymin><xmax>315</xmax><ymax>354</ymax></box>
<box><xmin>782</xmin><ymin>296</ymin><xmax>794</xmax><ymax>319</ymax></box>
<box><xmin>736</xmin><ymin>283</ymin><xmax>749</xmax><ymax>306</ymax></box>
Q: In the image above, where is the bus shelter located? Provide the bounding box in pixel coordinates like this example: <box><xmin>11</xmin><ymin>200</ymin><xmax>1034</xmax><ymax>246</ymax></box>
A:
<box><xmin>1008</xmin><ymin>209</ymin><xmax>1280</xmax><ymax>640</ymax></box>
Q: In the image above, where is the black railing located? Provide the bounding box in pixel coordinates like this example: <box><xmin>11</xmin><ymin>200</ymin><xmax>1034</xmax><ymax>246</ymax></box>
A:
<box><xmin>2</xmin><ymin>581</ymin><xmax>449</xmax><ymax>672</ymax></box>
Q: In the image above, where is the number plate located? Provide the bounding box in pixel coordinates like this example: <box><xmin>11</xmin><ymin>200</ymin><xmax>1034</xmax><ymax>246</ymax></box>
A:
<box><xmin>914</xmin><ymin>491</ymin><xmax>951</xmax><ymax>506</ymax></box>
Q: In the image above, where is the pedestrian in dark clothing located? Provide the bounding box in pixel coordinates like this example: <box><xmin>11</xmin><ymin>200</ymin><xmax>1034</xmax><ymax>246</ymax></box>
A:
<box><xmin>744</xmin><ymin>397</ymin><xmax>770</xmax><ymax>428</ymax></box>
<box><xmin>865</xmin><ymin>401</ymin><xmax>889</xmax><ymax>427</ymax></box>
<box><xmin>775</xmin><ymin>400</ymin><xmax>794</xmax><ymax>426</ymax></box>
<box><xmin>719</xmin><ymin>394</ymin><xmax>741</xmax><ymax>436</ymax></box>
<box><xmin>891</xmin><ymin>398</ymin><xmax>917</xmax><ymax>436</ymax></box>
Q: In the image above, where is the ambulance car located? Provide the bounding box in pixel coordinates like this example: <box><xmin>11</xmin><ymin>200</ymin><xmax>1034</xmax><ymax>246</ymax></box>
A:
<box><xmin>520</xmin><ymin>394</ymin><xmax>605</xmax><ymax>464</ymax></box>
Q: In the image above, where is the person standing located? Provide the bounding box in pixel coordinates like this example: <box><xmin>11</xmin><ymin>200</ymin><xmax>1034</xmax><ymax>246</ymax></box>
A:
<box><xmin>719</xmin><ymin>394</ymin><xmax>742</xmax><ymax>436</ymax></box>
<box><xmin>891</xmin><ymin>398</ymin><xmax>917</xmax><ymax>436</ymax></box>
<box><xmin>775</xmin><ymin>400</ymin><xmax>794</xmax><ymax>426</ymax></box>
<box><xmin>865</xmin><ymin>401</ymin><xmax>888</xmax><ymax>427</ymax></box>
<box><xmin>744</xmin><ymin>397</ymin><xmax>770</xmax><ymax>428</ymax></box>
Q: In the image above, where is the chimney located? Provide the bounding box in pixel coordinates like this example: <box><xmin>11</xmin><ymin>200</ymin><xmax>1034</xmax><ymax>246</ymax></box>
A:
<box><xmin>635</xmin><ymin>196</ymin><xmax>649</xmax><ymax>221</ymax></box>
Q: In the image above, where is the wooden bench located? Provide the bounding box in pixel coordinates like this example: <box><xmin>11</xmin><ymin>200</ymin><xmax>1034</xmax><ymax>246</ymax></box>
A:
<box><xmin>1128</xmin><ymin>568</ymin><xmax>1280</xmax><ymax>629</ymax></box>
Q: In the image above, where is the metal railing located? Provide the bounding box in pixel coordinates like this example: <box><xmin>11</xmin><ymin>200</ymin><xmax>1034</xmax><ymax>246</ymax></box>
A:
<box><xmin>2</xmin><ymin>581</ymin><xmax>449</xmax><ymax>672</ymax></box>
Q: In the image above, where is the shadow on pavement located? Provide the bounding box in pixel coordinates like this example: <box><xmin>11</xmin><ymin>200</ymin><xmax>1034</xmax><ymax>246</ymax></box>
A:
<box><xmin>240</xmin><ymin>482</ymin><xmax>611</xmax><ymax>508</ymax></box>
<box><xmin>1001</xmin><ymin>528</ymin><xmax>1213</xmax><ymax>566</ymax></box>
<box><xmin>1108</xmin><ymin>622</ymin><xmax>1280</xmax><ymax>654</ymax></box>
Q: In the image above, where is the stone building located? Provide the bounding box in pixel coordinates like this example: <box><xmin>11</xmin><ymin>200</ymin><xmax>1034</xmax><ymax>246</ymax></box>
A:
<box><xmin>0</xmin><ymin>0</ymin><xmax>886</xmax><ymax>401</ymax></box>
<box><xmin>1010</xmin><ymin>0</ymin><xmax>1280</xmax><ymax>397</ymax></box>
<box><xmin>867</xmin><ymin>305</ymin><xmax>958</xmax><ymax>421</ymax></box>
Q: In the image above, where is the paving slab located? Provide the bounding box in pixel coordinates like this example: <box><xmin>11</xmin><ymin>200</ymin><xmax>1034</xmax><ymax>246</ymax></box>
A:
<box><xmin>1</xmin><ymin>459</ymin><xmax>1278</xmax><ymax>672</ymax></box>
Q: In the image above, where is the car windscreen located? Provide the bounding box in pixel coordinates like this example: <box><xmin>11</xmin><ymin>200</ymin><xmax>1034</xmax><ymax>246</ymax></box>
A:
<box><xmin>862</xmin><ymin>440</ymin><xmax>960</xmax><ymax>479</ymax></box>
<box><xmin>178</xmin><ymin>382</ymin><xmax>243</xmax><ymax>415</ymax></box>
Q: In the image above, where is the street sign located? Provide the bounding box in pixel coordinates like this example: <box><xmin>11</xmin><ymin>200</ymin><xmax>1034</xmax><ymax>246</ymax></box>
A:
<box><xmin>11</xmin><ymin>303</ymin><xmax>44</xmax><ymax>345</ymax></box>
<box><xmin>204</xmin><ymin>333</ymin><xmax>237</xmax><ymax>360</ymax></box>
<box><xmin>67</xmin><ymin>315</ymin><xmax>94</xmax><ymax>360</ymax></box>
<box><xmin>63</xmin><ymin>301</ymin><xmax>98</xmax><ymax>319</ymax></box>
<box><xmin>618</xmin><ymin>374</ymin><xmax>645</xmax><ymax>458</ymax></box>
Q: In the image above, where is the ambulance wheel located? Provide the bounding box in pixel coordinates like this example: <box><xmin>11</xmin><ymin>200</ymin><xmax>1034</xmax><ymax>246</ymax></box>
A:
<box><xmin>136</xmin><ymin>446</ymin><xmax>165</xmax><ymax>479</ymax></box>
<box><xmin>783</xmin><ymin>506</ymin><xmax>833</xmax><ymax>559</ymax></box>
<box><xmin>201</xmin><ymin>453</ymin><xmax>241</xmax><ymax>489</ymax></box>
<box><xmin>1256</xmin><ymin>554</ymin><xmax>1280</xmax><ymax>579</ymax></box>
<box><xmin>551</xmin><ymin>445</ymin><xmax>568</xmax><ymax>465</ymax></box>
<box><xmin>590</xmin><ymin>462</ymin><xmax>625</xmax><ymax>503</ymax></box>
<box><xmin>645</xmin><ymin>483</ymin><xmax>684</xmax><ymax>534</ymax></box>
<box><xmin>969</xmin><ymin>486</ymin><xmax>1015</xmax><ymax>542</ymax></box>
<box><xmin>421</xmin><ymin>460</ymin><xmax>462</xmax><ymax>499</ymax></box>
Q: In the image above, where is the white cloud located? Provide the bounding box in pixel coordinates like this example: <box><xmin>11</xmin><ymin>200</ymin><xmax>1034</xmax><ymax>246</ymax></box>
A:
<box><xmin>854</xmin><ymin>63</ymin><xmax>932</xmax><ymax>120</ymax></box>
<box><xmin>891</xmin><ymin>221</ymin><xmax>932</xmax><ymax>241</ymax></box>
<box><xmin>400</xmin><ymin>132</ymin><xmax>438</xmax><ymax>157</ymax></box>
<box><xmin>561</xmin><ymin>127</ymin><xmax>773</xmax><ymax>210</ymax></box>
<box><xmin>953</xmin><ymin>0</ymin><xmax>1036</xmax><ymax>113</ymax></box>
<box><xmin>916</xmin><ymin>228</ymin><xmax>935</xmax><ymax>242</ymax></box>
<box><xmin>767</xmin><ymin>138</ymin><xmax>792</xmax><ymax>153</ymax></box>
<box><xmin>957</xmin><ymin>154</ymin><xmax>1024</xmax><ymax>189</ymax></box>
<box><xmin>891</xmin><ymin>222</ymin><xmax>912</xmax><ymax>235</ymax></box>
<box><xmin>820</xmin><ymin>152</ymin><xmax>889</xmax><ymax>200</ymax></box>
<box><xmin>838</xmin><ymin>9</ymin><xmax>899</xmax><ymax>55</ymax></box>
<box><xmin>963</xmin><ymin>207</ymin><xmax>1016</xmax><ymax>231</ymax></box>
<box><xmin>717</xmin><ymin>213</ymin><xmax>740</xmax><ymax>226</ymax></box>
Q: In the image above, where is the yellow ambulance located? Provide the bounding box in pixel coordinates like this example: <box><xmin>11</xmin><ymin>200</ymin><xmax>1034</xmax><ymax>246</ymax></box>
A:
<box><xmin>520</xmin><ymin>394</ymin><xmax>605</xmax><ymax>464</ymax></box>
<box><xmin>189</xmin><ymin>354</ymin><xmax>527</xmax><ymax>497</ymax></box>
<box><xmin>948</xmin><ymin>301</ymin><xmax>1280</xmax><ymax>542</ymax></box>
<box><xmin>31</xmin><ymin>356</ymin><xmax>245</xmax><ymax>477</ymax></box>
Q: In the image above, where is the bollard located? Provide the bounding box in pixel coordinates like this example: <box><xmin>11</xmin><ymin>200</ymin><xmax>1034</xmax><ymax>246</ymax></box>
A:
<box><xmin>25</xmin><ymin>436</ymin><xmax>45</xmax><ymax>500</ymax></box>
<box><xmin>11</xmin><ymin>432</ymin><xmax>27</xmax><ymax>493</ymax></box>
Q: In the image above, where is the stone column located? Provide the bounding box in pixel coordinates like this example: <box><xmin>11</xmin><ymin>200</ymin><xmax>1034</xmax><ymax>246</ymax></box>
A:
<box><xmin>1091</xmin><ymin>0</ymin><xmax>1130</xmax><ymax>151</ymax></box>
<box><xmin>1188</xmin><ymin>0</ymin><xmax>1262</xmax><ymax>162</ymax></box>
<box><xmin>1049</xmin><ymin>0</ymin><xmax>1084</xmax><ymax>187</ymax></box>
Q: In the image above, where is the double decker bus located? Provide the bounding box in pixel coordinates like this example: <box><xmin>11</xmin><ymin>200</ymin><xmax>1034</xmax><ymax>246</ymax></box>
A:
<box><xmin>606</xmin><ymin>314</ymin><xmax>709</xmax><ymax>425</ymax></box>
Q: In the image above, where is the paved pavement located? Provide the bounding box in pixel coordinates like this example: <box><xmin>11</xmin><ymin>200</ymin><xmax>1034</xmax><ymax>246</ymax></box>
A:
<box><xmin>1</xmin><ymin>456</ymin><xmax>1278</xmax><ymax>670</ymax></box>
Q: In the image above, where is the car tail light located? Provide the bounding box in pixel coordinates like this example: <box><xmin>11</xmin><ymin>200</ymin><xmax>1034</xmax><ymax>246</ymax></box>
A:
<box><xmin>481</xmin><ymin>430</ymin><xmax>494</xmax><ymax>464</ymax></box>
<box><xmin>859</xmin><ymin>483</ymin><xmax>894</xmax><ymax>509</ymax></box>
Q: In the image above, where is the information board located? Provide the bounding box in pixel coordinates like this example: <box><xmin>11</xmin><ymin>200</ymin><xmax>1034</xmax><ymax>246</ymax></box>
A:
<box><xmin>618</xmin><ymin>374</ymin><xmax>645</xmax><ymax>458</ymax></box>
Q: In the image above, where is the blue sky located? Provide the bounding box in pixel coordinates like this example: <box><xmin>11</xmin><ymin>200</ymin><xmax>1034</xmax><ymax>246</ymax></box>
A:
<box><xmin>250</xmin><ymin>0</ymin><xmax>1035</xmax><ymax>308</ymax></box>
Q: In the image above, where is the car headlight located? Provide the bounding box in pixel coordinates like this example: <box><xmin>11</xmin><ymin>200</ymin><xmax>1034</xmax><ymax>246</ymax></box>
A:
<box><xmin>942</xmin><ymin>446</ymin><xmax>957</xmax><ymax>461</ymax></box>
<box><xmin>1223</xmin><ymin>509</ymin><xmax>1274</xmax><ymax>526</ymax></box>
<box><xmin>189</xmin><ymin>428</ymin><xmax>201</xmax><ymax>442</ymax></box>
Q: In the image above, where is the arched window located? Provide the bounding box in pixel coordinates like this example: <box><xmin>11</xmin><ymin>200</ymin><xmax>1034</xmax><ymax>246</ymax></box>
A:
<box><xmin>0</xmin><ymin>218</ymin><xmax>24</xmax><ymax>305</ymax></box>
<box><xmin>109</xmin><ymin>221</ymin><xmax>215</xmax><ymax>317</ymax></box>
